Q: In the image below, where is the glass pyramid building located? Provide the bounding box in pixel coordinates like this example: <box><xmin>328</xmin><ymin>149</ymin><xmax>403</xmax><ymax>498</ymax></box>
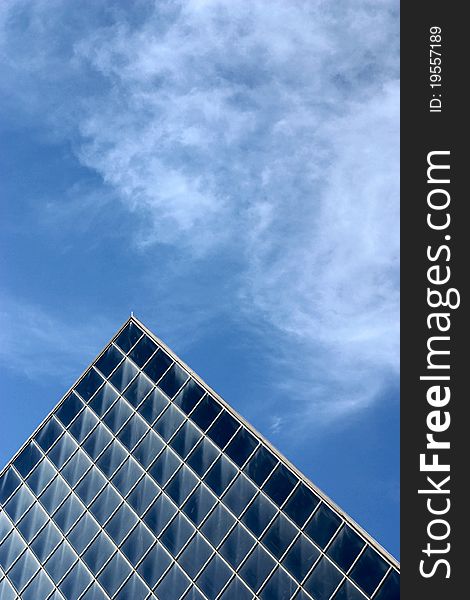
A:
<box><xmin>0</xmin><ymin>317</ymin><xmax>399</xmax><ymax>600</ymax></box>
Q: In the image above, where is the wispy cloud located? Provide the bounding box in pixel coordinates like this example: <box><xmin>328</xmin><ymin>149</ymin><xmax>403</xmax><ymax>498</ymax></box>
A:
<box><xmin>0</xmin><ymin>0</ymin><xmax>399</xmax><ymax>428</ymax></box>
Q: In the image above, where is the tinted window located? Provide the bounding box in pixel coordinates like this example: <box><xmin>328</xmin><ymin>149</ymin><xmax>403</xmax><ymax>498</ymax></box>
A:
<box><xmin>327</xmin><ymin>524</ymin><xmax>365</xmax><ymax>572</ymax></box>
<box><xmin>143</xmin><ymin>350</ymin><xmax>172</xmax><ymax>383</ymax></box>
<box><xmin>95</xmin><ymin>345</ymin><xmax>124</xmax><ymax>377</ymax></box>
<box><xmin>190</xmin><ymin>395</ymin><xmax>222</xmax><ymax>431</ymax></box>
<box><xmin>225</xmin><ymin>427</ymin><xmax>258</xmax><ymax>467</ymax></box>
<box><xmin>284</xmin><ymin>483</ymin><xmax>320</xmax><ymax>528</ymax></box>
<box><xmin>261</xmin><ymin>512</ymin><xmax>297</xmax><ymax>559</ymax></box>
<box><xmin>75</xmin><ymin>369</ymin><xmax>104</xmax><ymax>402</ymax></box>
<box><xmin>303</xmin><ymin>557</ymin><xmax>343</xmax><ymax>600</ymax></box>
<box><xmin>263</xmin><ymin>463</ymin><xmax>298</xmax><ymax>507</ymax></box>
<box><xmin>244</xmin><ymin>446</ymin><xmax>277</xmax><ymax>486</ymax></box>
<box><xmin>115</xmin><ymin>321</ymin><xmax>143</xmax><ymax>353</ymax></box>
<box><xmin>283</xmin><ymin>534</ymin><xmax>320</xmax><ymax>582</ymax></box>
<box><xmin>304</xmin><ymin>503</ymin><xmax>342</xmax><ymax>548</ymax></box>
<box><xmin>158</xmin><ymin>363</ymin><xmax>189</xmax><ymax>398</ymax></box>
<box><xmin>206</xmin><ymin>410</ymin><xmax>240</xmax><ymax>449</ymax></box>
<box><xmin>350</xmin><ymin>545</ymin><xmax>389</xmax><ymax>596</ymax></box>
<box><xmin>173</xmin><ymin>380</ymin><xmax>205</xmax><ymax>414</ymax></box>
<box><xmin>128</xmin><ymin>334</ymin><xmax>157</xmax><ymax>367</ymax></box>
<box><xmin>13</xmin><ymin>442</ymin><xmax>43</xmax><ymax>478</ymax></box>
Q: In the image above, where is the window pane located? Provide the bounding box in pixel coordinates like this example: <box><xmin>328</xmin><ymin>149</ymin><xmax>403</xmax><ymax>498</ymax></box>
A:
<box><xmin>117</xmin><ymin>413</ymin><xmax>148</xmax><ymax>450</ymax></box>
<box><xmin>80</xmin><ymin>582</ymin><xmax>109</xmax><ymax>600</ymax></box>
<box><xmin>60</xmin><ymin>450</ymin><xmax>92</xmax><ymax>487</ymax></box>
<box><xmin>173</xmin><ymin>379</ymin><xmax>205</xmax><ymax>415</ymax></box>
<box><xmin>56</xmin><ymin>393</ymin><xmax>84</xmax><ymax>428</ymax></box>
<box><xmin>207</xmin><ymin>410</ymin><xmax>239</xmax><ymax>449</ymax></box>
<box><xmin>103</xmin><ymin>397</ymin><xmax>133</xmax><ymax>434</ymax></box>
<box><xmin>222</xmin><ymin>474</ymin><xmax>257</xmax><ymax>517</ymax></box>
<box><xmin>53</xmin><ymin>493</ymin><xmax>84</xmax><ymax>534</ymax></box>
<box><xmin>138</xmin><ymin>542</ymin><xmax>172</xmax><ymax>588</ymax></box>
<box><xmin>34</xmin><ymin>418</ymin><xmax>63</xmax><ymax>453</ymax></box>
<box><xmin>0</xmin><ymin>529</ymin><xmax>26</xmax><ymax>570</ymax></box>
<box><xmin>68</xmin><ymin>511</ymin><xmax>100</xmax><ymax>554</ymax></box>
<box><xmin>374</xmin><ymin>569</ymin><xmax>399</xmax><ymax>600</ymax></box>
<box><xmin>96</xmin><ymin>440</ymin><xmax>128</xmax><ymax>479</ymax></box>
<box><xmin>218</xmin><ymin>576</ymin><xmax>253</xmax><ymax>600</ymax></box>
<box><xmin>327</xmin><ymin>524</ymin><xmax>365</xmax><ymax>572</ymax></box>
<box><xmin>7</xmin><ymin>549</ymin><xmax>40</xmax><ymax>592</ymax></box>
<box><xmin>75</xmin><ymin>369</ymin><xmax>104</xmax><ymax>402</ymax></box>
<box><xmin>13</xmin><ymin>442</ymin><xmax>43</xmax><ymax>478</ymax></box>
<box><xmin>220</xmin><ymin>525</ymin><xmax>256</xmax><ymax>569</ymax></box>
<box><xmin>225</xmin><ymin>427</ymin><xmax>258</xmax><ymax>467</ymax></box>
<box><xmin>304</xmin><ymin>503</ymin><xmax>342</xmax><ymax>549</ymax></box>
<box><xmin>82</xmin><ymin>532</ymin><xmax>115</xmax><ymax>574</ymax></box>
<box><xmin>153</xmin><ymin>404</ymin><xmax>185</xmax><ymax>441</ymax></box>
<box><xmin>74</xmin><ymin>467</ymin><xmax>107</xmax><ymax>506</ymax></box>
<box><xmin>190</xmin><ymin>395</ymin><xmax>222</xmax><ymax>431</ymax></box>
<box><xmin>0</xmin><ymin>578</ymin><xmax>16</xmax><ymax>600</ymax></box>
<box><xmin>160</xmin><ymin>513</ymin><xmax>195</xmax><ymax>556</ymax></box>
<box><xmin>169</xmin><ymin>420</ymin><xmax>202</xmax><ymax>459</ymax></box>
<box><xmin>121</xmin><ymin>522</ymin><xmax>155</xmax><ymax>564</ymax></box>
<box><xmin>39</xmin><ymin>476</ymin><xmax>69</xmax><ymax>515</ymax></box>
<box><xmin>17</xmin><ymin>502</ymin><xmax>48</xmax><ymax>543</ymax></box>
<box><xmin>60</xmin><ymin>559</ymin><xmax>93</xmax><ymax>599</ymax></box>
<box><xmin>88</xmin><ymin>384</ymin><xmax>118</xmax><ymax>417</ymax></box>
<box><xmin>283</xmin><ymin>534</ymin><xmax>320</xmax><ymax>582</ymax></box>
<box><xmin>143</xmin><ymin>350</ymin><xmax>172</xmax><ymax>383</ymax></box>
<box><xmin>239</xmin><ymin>545</ymin><xmax>276</xmax><ymax>593</ymax></box>
<box><xmin>261</xmin><ymin>513</ymin><xmax>297</xmax><ymax>559</ymax></box>
<box><xmin>4</xmin><ymin>485</ymin><xmax>35</xmax><ymax>522</ymax></box>
<box><xmin>303</xmin><ymin>556</ymin><xmax>343</xmax><ymax>600</ymax></box>
<box><xmin>183</xmin><ymin>585</ymin><xmax>206</xmax><ymax>600</ymax></box>
<box><xmin>149</xmin><ymin>448</ymin><xmax>182</xmax><ymax>487</ymax></box>
<box><xmin>259</xmin><ymin>567</ymin><xmax>298</xmax><ymax>600</ymax></box>
<box><xmin>244</xmin><ymin>446</ymin><xmax>277</xmax><ymax>487</ymax></box>
<box><xmin>158</xmin><ymin>363</ymin><xmax>189</xmax><ymax>399</ymax></box>
<box><xmin>105</xmin><ymin>503</ymin><xmax>138</xmax><ymax>545</ymax></box>
<box><xmin>26</xmin><ymin>458</ymin><xmax>56</xmax><ymax>496</ymax></box>
<box><xmin>21</xmin><ymin>568</ymin><xmax>55</xmax><ymax>600</ymax></box>
<box><xmin>332</xmin><ymin>579</ymin><xmax>366</xmax><ymax>600</ymax></box>
<box><xmin>30</xmin><ymin>522</ymin><xmax>62</xmax><ymax>563</ymax></box>
<box><xmin>112</xmin><ymin>457</ymin><xmax>144</xmax><ymax>497</ymax></box>
<box><xmin>133</xmin><ymin>430</ymin><xmax>165</xmax><ymax>469</ymax></box>
<box><xmin>187</xmin><ymin>437</ymin><xmax>219</xmax><ymax>477</ymax></box>
<box><xmin>115</xmin><ymin>573</ymin><xmax>149</xmax><ymax>600</ymax></box>
<box><xmin>110</xmin><ymin>359</ymin><xmax>138</xmax><ymax>392</ymax></box>
<box><xmin>128</xmin><ymin>335</ymin><xmax>157</xmax><ymax>368</ymax></box>
<box><xmin>155</xmin><ymin>563</ymin><xmax>191</xmax><ymax>600</ymax></box>
<box><xmin>284</xmin><ymin>483</ymin><xmax>320</xmax><ymax>528</ymax></box>
<box><xmin>0</xmin><ymin>468</ymin><xmax>21</xmax><ymax>504</ymax></box>
<box><xmin>241</xmin><ymin>493</ymin><xmax>277</xmax><ymax>538</ymax></box>
<box><xmin>350</xmin><ymin>546</ymin><xmax>389</xmax><ymax>597</ymax></box>
<box><xmin>182</xmin><ymin>484</ymin><xmax>217</xmax><ymax>527</ymax></box>
<box><xmin>82</xmin><ymin>424</ymin><xmax>113</xmax><ymax>461</ymax></box>
<box><xmin>143</xmin><ymin>494</ymin><xmax>177</xmax><ymax>536</ymax></box>
<box><xmin>47</xmin><ymin>432</ymin><xmax>77</xmax><ymax>470</ymax></box>
<box><xmin>262</xmin><ymin>463</ymin><xmax>298</xmax><ymax>507</ymax></box>
<box><xmin>138</xmin><ymin>387</ymin><xmax>169</xmax><ymax>425</ymax></box>
<box><xmin>196</xmin><ymin>554</ymin><xmax>232</xmax><ymax>600</ymax></box>
<box><xmin>178</xmin><ymin>534</ymin><xmax>213</xmax><ymax>579</ymax></box>
<box><xmin>115</xmin><ymin>321</ymin><xmax>143</xmax><ymax>353</ymax></box>
<box><xmin>95</xmin><ymin>344</ymin><xmax>124</xmax><ymax>378</ymax></box>
<box><xmin>201</xmin><ymin>504</ymin><xmax>235</xmax><ymax>548</ymax></box>
<box><xmin>123</xmin><ymin>373</ymin><xmax>154</xmax><ymax>408</ymax></box>
<box><xmin>44</xmin><ymin>541</ymin><xmax>76</xmax><ymax>583</ymax></box>
<box><xmin>204</xmin><ymin>455</ymin><xmax>238</xmax><ymax>497</ymax></box>
<box><xmin>127</xmin><ymin>475</ymin><xmax>160</xmax><ymax>516</ymax></box>
<box><xmin>165</xmin><ymin>466</ymin><xmax>199</xmax><ymax>507</ymax></box>
<box><xmin>68</xmin><ymin>408</ymin><xmax>98</xmax><ymax>443</ymax></box>
<box><xmin>0</xmin><ymin>511</ymin><xmax>13</xmax><ymax>544</ymax></box>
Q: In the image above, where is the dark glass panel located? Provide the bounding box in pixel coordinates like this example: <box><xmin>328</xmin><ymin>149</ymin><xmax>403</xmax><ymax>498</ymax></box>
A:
<box><xmin>219</xmin><ymin>525</ymin><xmax>256</xmax><ymax>569</ymax></box>
<box><xmin>7</xmin><ymin>548</ymin><xmax>39</xmax><ymax>592</ymax></box>
<box><xmin>374</xmin><ymin>569</ymin><xmax>399</xmax><ymax>600</ymax></box>
<box><xmin>153</xmin><ymin>404</ymin><xmax>185</xmax><ymax>441</ymax></box>
<box><xmin>115</xmin><ymin>573</ymin><xmax>149</xmax><ymax>600</ymax></box>
<box><xmin>30</xmin><ymin>522</ymin><xmax>62</xmax><ymax>563</ymax></box>
<box><xmin>98</xmin><ymin>551</ymin><xmax>132</xmax><ymax>597</ymax></box>
<box><xmin>304</xmin><ymin>503</ymin><xmax>342</xmax><ymax>549</ymax></box>
<box><xmin>47</xmin><ymin>432</ymin><xmax>77</xmax><ymax>469</ymax></box>
<box><xmin>80</xmin><ymin>582</ymin><xmax>109</xmax><ymax>600</ymax></box>
<box><xmin>82</xmin><ymin>532</ymin><xmax>115</xmax><ymax>574</ymax></box>
<box><xmin>183</xmin><ymin>586</ymin><xmax>206</xmax><ymax>600</ymax></box>
<box><xmin>160</xmin><ymin>513</ymin><xmax>194</xmax><ymax>556</ymax></box>
<box><xmin>165</xmin><ymin>466</ymin><xmax>198</xmax><ymax>506</ymax></box>
<box><xmin>0</xmin><ymin>529</ymin><xmax>26</xmax><ymax>570</ymax></box>
<box><xmin>225</xmin><ymin>427</ymin><xmax>258</xmax><ymax>467</ymax></box>
<box><xmin>261</xmin><ymin>512</ymin><xmax>297</xmax><ymax>559</ymax></box>
<box><xmin>109</xmin><ymin>359</ymin><xmax>138</xmax><ymax>393</ymax></box>
<box><xmin>283</xmin><ymin>534</ymin><xmax>320</xmax><ymax>582</ymax></box>
<box><xmin>68</xmin><ymin>407</ymin><xmax>99</xmax><ymax>443</ymax></box>
<box><xmin>60</xmin><ymin>560</ymin><xmax>93</xmax><ymax>598</ymax></box>
<box><xmin>158</xmin><ymin>363</ymin><xmax>188</xmax><ymax>399</ymax></box>
<box><xmin>44</xmin><ymin>541</ymin><xmax>76</xmax><ymax>583</ymax></box>
<box><xmin>0</xmin><ymin>511</ymin><xmax>12</xmax><ymax>544</ymax></box>
<box><xmin>173</xmin><ymin>379</ymin><xmax>205</xmax><ymax>414</ymax></box>
<box><xmin>105</xmin><ymin>503</ymin><xmax>138</xmax><ymax>545</ymax></box>
<box><xmin>89</xmin><ymin>485</ymin><xmax>122</xmax><ymax>525</ymax></box>
<box><xmin>239</xmin><ymin>545</ymin><xmax>276</xmax><ymax>593</ymax></box>
<box><xmin>182</xmin><ymin>484</ymin><xmax>217</xmax><ymax>526</ymax></box>
<box><xmin>128</xmin><ymin>335</ymin><xmax>158</xmax><ymax>367</ymax></box>
<box><xmin>133</xmin><ymin>430</ymin><xmax>165</xmax><ymax>469</ymax></box>
<box><xmin>137</xmin><ymin>542</ymin><xmax>172</xmax><ymax>588</ymax></box>
<box><xmin>0</xmin><ymin>578</ymin><xmax>16</xmax><ymax>600</ymax></box>
<box><xmin>121</xmin><ymin>522</ymin><xmax>155</xmax><ymax>564</ymax></box>
<box><xmin>60</xmin><ymin>450</ymin><xmax>92</xmax><ymax>487</ymax></box>
<box><xmin>350</xmin><ymin>546</ymin><xmax>389</xmax><ymax>597</ymax></box>
<box><xmin>13</xmin><ymin>442</ymin><xmax>43</xmax><ymax>478</ymax></box>
<box><xmin>117</xmin><ymin>413</ymin><xmax>148</xmax><ymax>450</ymax></box>
<box><xmin>34</xmin><ymin>418</ymin><xmax>63</xmax><ymax>453</ymax></box>
<box><xmin>259</xmin><ymin>567</ymin><xmax>298</xmax><ymax>600</ymax></box>
<box><xmin>0</xmin><ymin>468</ymin><xmax>21</xmax><ymax>504</ymax></box>
<box><xmin>123</xmin><ymin>373</ymin><xmax>154</xmax><ymax>408</ymax></box>
<box><xmin>207</xmin><ymin>410</ymin><xmax>240</xmax><ymax>449</ymax></box>
<box><xmin>127</xmin><ymin>475</ymin><xmax>160</xmax><ymax>516</ymax></box>
<box><xmin>263</xmin><ymin>463</ymin><xmax>298</xmax><ymax>507</ymax></box>
<box><xmin>190</xmin><ymin>395</ymin><xmax>222</xmax><ymax>431</ymax></box>
<box><xmin>4</xmin><ymin>485</ymin><xmax>35</xmax><ymax>522</ymax></box>
<box><xmin>332</xmin><ymin>579</ymin><xmax>366</xmax><ymax>600</ymax></box>
<box><xmin>144</xmin><ymin>494</ymin><xmax>177</xmax><ymax>537</ymax></box>
<box><xmin>196</xmin><ymin>554</ymin><xmax>232</xmax><ymax>600</ymax></box>
<box><xmin>115</xmin><ymin>321</ymin><xmax>143</xmax><ymax>353</ymax></box>
<box><xmin>143</xmin><ymin>350</ymin><xmax>172</xmax><ymax>383</ymax></box>
<box><xmin>82</xmin><ymin>424</ymin><xmax>113</xmax><ymax>461</ymax></box>
<box><xmin>94</xmin><ymin>442</ymin><xmax>128</xmax><ymax>484</ymax></box>
<box><xmin>88</xmin><ymin>383</ymin><xmax>118</xmax><ymax>417</ymax></box>
<box><xmin>284</xmin><ymin>483</ymin><xmax>320</xmax><ymax>528</ymax></box>
<box><xmin>75</xmin><ymin>369</ymin><xmax>104</xmax><ymax>402</ymax></box>
<box><xmin>218</xmin><ymin>576</ymin><xmax>253</xmax><ymax>600</ymax></box>
<box><xmin>186</xmin><ymin>437</ymin><xmax>219</xmax><ymax>477</ymax></box>
<box><xmin>155</xmin><ymin>563</ymin><xmax>191</xmax><ymax>600</ymax></box>
<box><xmin>138</xmin><ymin>387</ymin><xmax>169</xmax><ymax>425</ymax></box>
<box><xmin>222</xmin><ymin>474</ymin><xmax>257</xmax><ymax>517</ymax></box>
<box><xmin>68</xmin><ymin>512</ymin><xmax>100</xmax><ymax>554</ymax></box>
<box><xmin>244</xmin><ymin>446</ymin><xmax>277</xmax><ymax>487</ymax></box>
<box><xmin>95</xmin><ymin>344</ymin><xmax>124</xmax><ymax>377</ymax></box>
<box><xmin>327</xmin><ymin>524</ymin><xmax>365</xmax><ymax>572</ymax></box>
<box><xmin>149</xmin><ymin>448</ymin><xmax>182</xmax><ymax>487</ymax></box>
<box><xmin>56</xmin><ymin>393</ymin><xmax>84</xmax><ymax>428</ymax></box>
<box><xmin>179</xmin><ymin>534</ymin><xmax>213</xmax><ymax>579</ymax></box>
<box><xmin>201</xmin><ymin>503</ymin><xmax>235</xmax><ymax>547</ymax></box>
<box><xmin>21</xmin><ymin>568</ymin><xmax>55</xmax><ymax>600</ymax></box>
<box><xmin>26</xmin><ymin>458</ymin><xmax>56</xmax><ymax>496</ymax></box>
<box><xmin>103</xmin><ymin>398</ymin><xmax>133</xmax><ymax>434</ymax></box>
<box><xmin>53</xmin><ymin>493</ymin><xmax>84</xmax><ymax>534</ymax></box>
<box><xmin>303</xmin><ymin>556</ymin><xmax>343</xmax><ymax>600</ymax></box>
<box><xmin>169</xmin><ymin>420</ymin><xmax>202</xmax><ymax>459</ymax></box>
<box><xmin>17</xmin><ymin>502</ymin><xmax>48</xmax><ymax>543</ymax></box>
<box><xmin>241</xmin><ymin>493</ymin><xmax>277</xmax><ymax>538</ymax></box>
<box><xmin>204</xmin><ymin>454</ymin><xmax>238</xmax><ymax>497</ymax></box>
<box><xmin>38</xmin><ymin>476</ymin><xmax>69</xmax><ymax>515</ymax></box>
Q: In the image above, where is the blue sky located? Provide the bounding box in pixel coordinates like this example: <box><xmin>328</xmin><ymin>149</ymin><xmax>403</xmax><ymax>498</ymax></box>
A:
<box><xmin>0</xmin><ymin>0</ymin><xmax>399</xmax><ymax>558</ymax></box>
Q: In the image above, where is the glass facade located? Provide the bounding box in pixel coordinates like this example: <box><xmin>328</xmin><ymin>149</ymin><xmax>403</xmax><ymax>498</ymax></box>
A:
<box><xmin>0</xmin><ymin>318</ymin><xmax>399</xmax><ymax>599</ymax></box>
